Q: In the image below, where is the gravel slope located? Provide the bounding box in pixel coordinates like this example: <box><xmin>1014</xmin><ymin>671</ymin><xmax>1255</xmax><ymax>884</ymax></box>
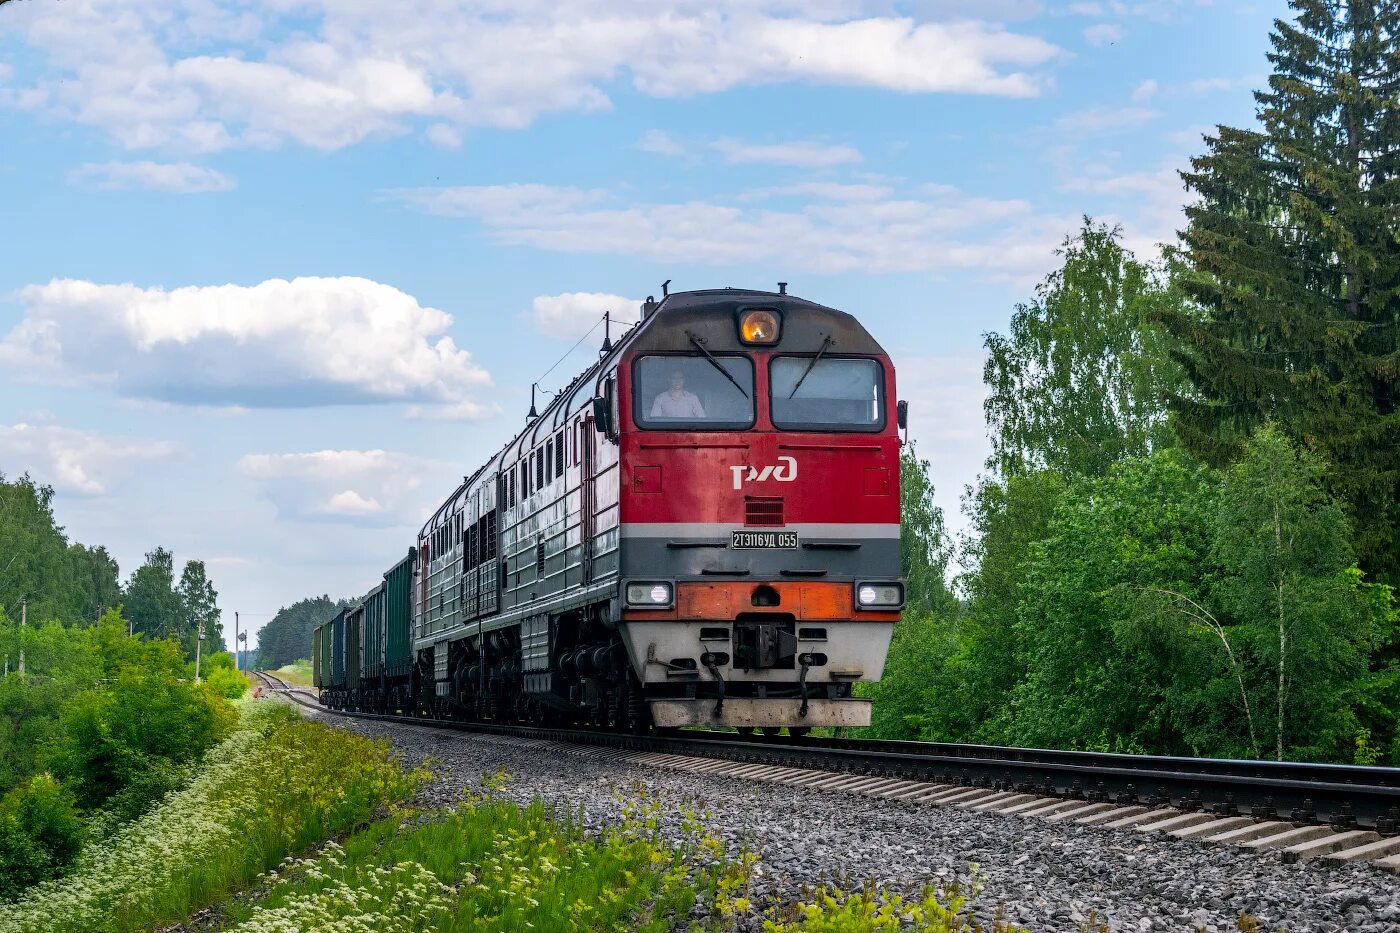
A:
<box><xmin>309</xmin><ymin>710</ymin><xmax>1400</xmax><ymax>933</ymax></box>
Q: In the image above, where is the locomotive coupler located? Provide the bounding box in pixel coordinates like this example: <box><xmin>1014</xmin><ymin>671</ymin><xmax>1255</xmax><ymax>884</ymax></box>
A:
<box><xmin>702</xmin><ymin>654</ymin><xmax>726</xmax><ymax>717</ymax></box>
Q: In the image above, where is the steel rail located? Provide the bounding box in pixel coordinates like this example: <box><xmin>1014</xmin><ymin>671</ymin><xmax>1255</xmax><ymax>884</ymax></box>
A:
<box><xmin>251</xmin><ymin>671</ymin><xmax>1400</xmax><ymax>832</ymax></box>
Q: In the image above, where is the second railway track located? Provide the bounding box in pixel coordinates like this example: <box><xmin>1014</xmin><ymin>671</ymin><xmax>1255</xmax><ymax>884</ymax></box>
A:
<box><xmin>253</xmin><ymin>670</ymin><xmax>1400</xmax><ymax>873</ymax></box>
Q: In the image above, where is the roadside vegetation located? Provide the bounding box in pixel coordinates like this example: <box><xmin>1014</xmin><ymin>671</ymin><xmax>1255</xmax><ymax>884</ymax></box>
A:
<box><xmin>866</xmin><ymin>3</ymin><xmax>1400</xmax><ymax>765</ymax></box>
<box><xmin>269</xmin><ymin>658</ymin><xmax>314</xmax><ymax>687</ymax></box>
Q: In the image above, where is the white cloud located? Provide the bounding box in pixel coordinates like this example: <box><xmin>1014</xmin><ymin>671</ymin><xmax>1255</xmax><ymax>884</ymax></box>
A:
<box><xmin>387</xmin><ymin>182</ymin><xmax>1059</xmax><ymax>278</ymax></box>
<box><xmin>69</xmin><ymin>160</ymin><xmax>234</xmax><ymax>193</ymax></box>
<box><xmin>425</xmin><ymin>123</ymin><xmax>463</xmax><ymax>149</ymax></box>
<box><xmin>1055</xmin><ymin>105</ymin><xmax>1160</xmax><ymax>133</ymax></box>
<box><xmin>530</xmin><ymin>292</ymin><xmax>643</xmax><ymax>340</ymax></box>
<box><xmin>0</xmin><ymin>276</ymin><xmax>492</xmax><ymax>415</ymax></box>
<box><xmin>1083</xmin><ymin>23</ymin><xmax>1124</xmax><ymax>45</ymax></box>
<box><xmin>0</xmin><ymin>422</ymin><xmax>182</xmax><ymax>496</ymax></box>
<box><xmin>637</xmin><ymin>129</ymin><xmax>684</xmax><ymax>156</ymax></box>
<box><xmin>1131</xmin><ymin>79</ymin><xmax>1159</xmax><ymax>102</ymax></box>
<box><xmin>711</xmin><ymin>137</ymin><xmax>862</xmax><ymax>168</ymax></box>
<box><xmin>3</xmin><ymin>1</ymin><xmax>1060</xmax><ymax>152</ymax></box>
<box><xmin>237</xmin><ymin>449</ymin><xmax>448</xmax><ymax>525</ymax></box>
<box><xmin>1059</xmin><ymin>162</ymin><xmax>1191</xmax><ymax>252</ymax></box>
<box><xmin>404</xmin><ymin>400</ymin><xmax>499</xmax><ymax>422</ymax></box>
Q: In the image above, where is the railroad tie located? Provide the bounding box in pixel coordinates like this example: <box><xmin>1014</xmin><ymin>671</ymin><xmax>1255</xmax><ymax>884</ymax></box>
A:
<box><xmin>1074</xmin><ymin>805</ymin><xmax>1148</xmax><ymax>826</ymax></box>
<box><xmin>1135</xmin><ymin>812</ymin><xmax>1216</xmax><ymax>835</ymax></box>
<box><xmin>1169</xmin><ymin>816</ymin><xmax>1254</xmax><ymax>840</ymax></box>
<box><xmin>971</xmin><ymin>793</ymin><xmax>1038</xmax><ymax>812</ymax></box>
<box><xmin>1103</xmin><ymin>808</ymin><xmax>1176</xmax><ymax>829</ymax></box>
<box><xmin>1284</xmin><ymin>830</ymin><xmax>1380</xmax><ymax>861</ymax></box>
<box><xmin>1242</xmin><ymin>825</ymin><xmax>1332</xmax><ymax>851</ymax></box>
<box><xmin>1043</xmin><ymin>801</ymin><xmax>1117</xmax><ymax>823</ymax></box>
<box><xmin>1324</xmin><ymin>835</ymin><xmax>1400</xmax><ymax>865</ymax></box>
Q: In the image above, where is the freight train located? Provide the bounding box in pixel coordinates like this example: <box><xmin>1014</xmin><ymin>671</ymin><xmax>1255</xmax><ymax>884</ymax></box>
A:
<box><xmin>313</xmin><ymin>286</ymin><xmax>905</xmax><ymax>734</ymax></box>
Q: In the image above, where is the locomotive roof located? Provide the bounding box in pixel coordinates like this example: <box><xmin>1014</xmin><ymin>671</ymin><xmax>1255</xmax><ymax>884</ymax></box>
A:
<box><xmin>419</xmin><ymin>286</ymin><xmax>880</xmax><ymax>535</ymax></box>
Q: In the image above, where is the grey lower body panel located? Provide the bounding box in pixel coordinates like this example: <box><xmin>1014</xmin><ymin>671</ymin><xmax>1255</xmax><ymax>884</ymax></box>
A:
<box><xmin>649</xmin><ymin>697</ymin><xmax>872</xmax><ymax>728</ymax></box>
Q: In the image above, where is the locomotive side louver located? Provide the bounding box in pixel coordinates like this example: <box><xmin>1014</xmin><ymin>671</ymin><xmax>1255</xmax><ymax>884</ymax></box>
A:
<box><xmin>745</xmin><ymin>496</ymin><xmax>784</xmax><ymax>527</ymax></box>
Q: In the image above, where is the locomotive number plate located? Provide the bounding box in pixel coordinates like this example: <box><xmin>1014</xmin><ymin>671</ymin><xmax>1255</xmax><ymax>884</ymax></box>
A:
<box><xmin>731</xmin><ymin>531</ymin><xmax>799</xmax><ymax>549</ymax></box>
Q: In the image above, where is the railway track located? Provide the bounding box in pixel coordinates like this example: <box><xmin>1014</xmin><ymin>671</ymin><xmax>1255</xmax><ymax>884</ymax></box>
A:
<box><xmin>252</xmin><ymin>670</ymin><xmax>1400</xmax><ymax>872</ymax></box>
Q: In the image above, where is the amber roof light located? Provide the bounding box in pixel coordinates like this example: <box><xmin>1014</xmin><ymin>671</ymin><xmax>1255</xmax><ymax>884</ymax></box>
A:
<box><xmin>739</xmin><ymin>309</ymin><xmax>780</xmax><ymax>345</ymax></box>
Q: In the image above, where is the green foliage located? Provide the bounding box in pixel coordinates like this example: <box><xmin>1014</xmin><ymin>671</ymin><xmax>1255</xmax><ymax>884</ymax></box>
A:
<box><xmin>0</xmin><ymin>700</ymin><xmax>426</xmax><ymax>930</ymax></box>
<box><xmin>1207</xmin><ymin>425</ymin><xmax>1393</xmax><ymax>760</ymax></box>
<box><xmin>0</xmin><ymin>613</ymin><xmax>103</xmax><ymax>793</ymax></box>
<box><xmin>221</xmin><ymin>786</ymin><xmax>723</xmax><ymax>932</ymax></box>
<box><xmin>759</xmin><ymin>879</ymin><xmax>1020</xmax><ymax>932</ymax></box>
<box><xmin>123</xmin><ymin>550</ymin><xmax>225</xmax><ymax>662</ymax></box>
<box><xmin>984</xmin><ymin>219</ymin><xmax>1180</xmax><ymax>480</ymax></box>
<box><xmin>255</xmin><ymin>596</ymin><xmax>353</xmax><ymax>670</ymax></box>
<box><xmin>269</xmin><ymin>659</ymin><xmax>313</xmax><ymax>687</ymax></box>
<box><xmin>1164</xmin><ymin>1</ymin><xmax>1400</xmax><ymax>584</ymax></box>
<box><xmin>0</xmin><ymin>774</ymin><xmax>83</xmax><ymax>901</ymax></box>
<box><xmin>200</xmin><ymin>651</ymin><xmax>248</xmax><ymax>700</ymax></box>
<box><xmin>0</xmin><ymin>474</ymin><xmax>121</xmax><ymax>627</ymax></box>
<box><xmin>901</xmin><ymin>448</ymin><xmax>956</xmax><ymax>617</ymax></box>
<box><xmin>46</xmin><ymin>633</ymin><xmax>237</xmax><ymax>809</ymax></box>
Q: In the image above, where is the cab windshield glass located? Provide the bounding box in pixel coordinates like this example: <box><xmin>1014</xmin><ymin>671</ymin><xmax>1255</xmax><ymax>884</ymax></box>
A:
<box><xmin>770</xmin><ymin>357</ymin><xmax>884</xmax><ymax>431</ymax></box>
<box><xmin>634</xmin><ymin>355</ymin><xmax>755</xmax><ymax>429</ymax></box>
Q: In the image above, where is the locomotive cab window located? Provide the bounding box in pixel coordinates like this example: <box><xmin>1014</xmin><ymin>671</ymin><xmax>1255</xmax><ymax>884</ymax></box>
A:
<box><xmin>634</xmin><ymin>355</ymin><xmax>755</xmax><ymax>430</ymax></box>
<box><xmin>770</xmin><ymin>357</ymin><xmax>885</xmax><ymax>431</ymax></box>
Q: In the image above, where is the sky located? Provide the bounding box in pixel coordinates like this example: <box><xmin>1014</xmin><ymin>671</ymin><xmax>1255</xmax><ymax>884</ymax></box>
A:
<box><xmin>0</xmin><ymin>0</ymin><xmax>1284</xmax><ymax>649</ymax></box>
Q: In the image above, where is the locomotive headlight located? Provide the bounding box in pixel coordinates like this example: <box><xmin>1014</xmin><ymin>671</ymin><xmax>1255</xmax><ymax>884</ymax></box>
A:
<box><xmin>738</xmin><ymin>309</ymin><xmax>781</xmax><ymax>345</ymax></box>
<box><xmin>855</xmin><ymin>582</ymin><xmax>904</xmax><ymax>608</ymax></box>
<box><xmin>625</xmin><ymin>581</ymin><xmax>674</xmax><ymax>607</ymax></box>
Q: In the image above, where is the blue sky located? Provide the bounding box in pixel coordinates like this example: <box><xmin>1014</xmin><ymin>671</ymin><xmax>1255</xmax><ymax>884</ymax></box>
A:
<box><xmin>0</xmin><ymin>0</ymin><xmax>1282</xmax><ymax>647</ymax></box>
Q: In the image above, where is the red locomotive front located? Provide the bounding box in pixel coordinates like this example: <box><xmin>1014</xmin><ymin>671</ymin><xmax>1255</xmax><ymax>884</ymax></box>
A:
<box><xmin>607</xmin><ymin>289</ymin><xmax>902</xmax><ymax>731</ymax></box>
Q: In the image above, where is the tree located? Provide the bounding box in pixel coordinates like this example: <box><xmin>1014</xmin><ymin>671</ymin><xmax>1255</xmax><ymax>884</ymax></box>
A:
<box><xmin>122</xmin><ymin>548</ymin><xmax>184</xmax><ymax>642</ymax></box>
<box><xmin>984</xmin><ymin>219</ymin><xmax>1180</xmax><ymax>480</ymax></box>
<box><xmin>900</xmin><ymin>448</ymin><xmax>956</xmax><ymax>616</ymax></box>
<box><xmin>1163</xmin><ymin>1</ymin><xmax>1400</xmax><ymax>583</ymax></box>
<box><xmin>255</xmin><ymin>596</ymin><xmax>352</xmax><ymax>669</ymax></box>
<box><xmin>1007</xmin><ymin>450</ymin><xmax>1222</xmax><ymax>754</ymax></box>
<box><xmin>864</xmin><ymin>451</ymin><xmax>958</xmax><ymax>738</ymax></box>
<box><xmin>1210</xmin><ymin>425</ymin><xmax>1391</xmax><ymax>760</ymax></box>
<box><xmin>177</xmin><ymin>560</ymin><xmax>223</xmax><ymax>655</ymax></box>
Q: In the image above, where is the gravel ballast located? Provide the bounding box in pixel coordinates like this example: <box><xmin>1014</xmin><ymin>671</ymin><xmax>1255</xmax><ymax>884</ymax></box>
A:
<box><xmin>307</xmin><ymin>710</ymin><xmax>1400</xmax><ymax>932</ymax></box>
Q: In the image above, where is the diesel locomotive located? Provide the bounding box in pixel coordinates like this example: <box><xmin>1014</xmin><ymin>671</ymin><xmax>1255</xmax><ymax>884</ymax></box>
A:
<box><xmin>313</xmin><ymin>286</ymin><xmax>905</xmax><ymax>733</ymax></box>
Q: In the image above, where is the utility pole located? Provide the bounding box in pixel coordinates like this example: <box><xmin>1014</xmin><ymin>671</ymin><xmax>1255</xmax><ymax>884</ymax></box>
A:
<box><xmin>195</xmin><ymin>617</ymin><xmax>205</xmax><ymax>685</ymax></box>
<box><xmin>18</xmin><ymin>596</ymin><xmax>25</xmax><ymax>676</ymax></box>
<box><xmin>234</xmin><ymin>611</ymin><xmax>240</xmax><ymax>672</ymax></box>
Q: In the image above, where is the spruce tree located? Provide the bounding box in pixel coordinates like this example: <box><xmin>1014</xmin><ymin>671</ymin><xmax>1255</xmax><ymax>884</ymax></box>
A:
<box><xmin>1163</xmin><ymin>0</ymin><xmax>1400</xmax><ymax>582</ymax></box>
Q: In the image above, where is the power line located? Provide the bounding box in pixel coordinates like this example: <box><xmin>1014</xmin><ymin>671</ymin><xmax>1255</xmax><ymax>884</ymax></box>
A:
<box><xmin>535</xmin><ymin>313</ymin><xmax>609</xmax><ymax>394</ymax></box>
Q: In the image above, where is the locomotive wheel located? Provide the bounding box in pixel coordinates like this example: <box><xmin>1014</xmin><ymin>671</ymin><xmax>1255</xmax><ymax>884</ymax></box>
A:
<box><xmin>761</xmin><ymin>726</ymin><xmax>782</xmax><ymax>738</ymax></box>
<box><xmin>788</xmin><ymin>727</ymin><xmax>811</xmax><ymax>739</ymax></box>
<box><xmin>736</xmin><ymin>726</ymin><xmax>756</xmax><ymax>738</ymax></box>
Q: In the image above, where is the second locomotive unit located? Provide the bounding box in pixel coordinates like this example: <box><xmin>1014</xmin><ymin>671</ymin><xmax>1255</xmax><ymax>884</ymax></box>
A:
<box><xmin>315</xmin><ymin>286</ymin><xmax>905</xmax><ymax>733</ymax></box>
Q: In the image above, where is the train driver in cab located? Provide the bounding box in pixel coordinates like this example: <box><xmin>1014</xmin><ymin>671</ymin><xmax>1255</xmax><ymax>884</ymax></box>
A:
<box><xmin>650</xmin><ymin>369</ymin><xmax>706</xmax><ymax>419</ymax></box>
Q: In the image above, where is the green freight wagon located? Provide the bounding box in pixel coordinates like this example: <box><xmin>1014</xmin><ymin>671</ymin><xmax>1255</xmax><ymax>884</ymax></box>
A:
<box><xmin>362</xmin><ymin>582</ymin><xmax>386</xmax><ymax>681</ymax></box>
<box><xmin>384</xmin><ymin>548</ymin><xmax>414</xmax><ymax>680</ymax></box>
<box><xmin>311</xmin><ymin>622</ymin><xmax>324</xmax><ymax>689</ymax></box>
<box><xmin>345</xmin><ymin>602</ymin><xmax>363</xmax><ymax>694</ymax></box>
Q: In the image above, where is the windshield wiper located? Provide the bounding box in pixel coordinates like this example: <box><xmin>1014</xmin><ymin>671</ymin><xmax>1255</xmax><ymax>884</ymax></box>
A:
<box><xmin>687</xmin><ymin>332</ymin><xmax>750</xmax><ymax>398</ymax></box>
<box><xmin>788</xmin><ymin>334</ymin><xmax>833</xmax><ymax>398</ymax></box>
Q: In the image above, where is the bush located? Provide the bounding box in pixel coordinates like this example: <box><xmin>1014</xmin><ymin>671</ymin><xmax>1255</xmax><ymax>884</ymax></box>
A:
<box><xmin>0</xmin><ymin>775</ymin><xmax>83</xmax><ymax>901</ymax></box>
<box><xmin>0</xmin><ymin>700</ymin><xmax>424</xmax><ymax>932</ymax></box>
<box><xmin>200</xmin><ymin>652</ymin><xmax>249</xmax><ymax>700</ymax></box>
<box><xmin>46</xmin><ymin>660</ymin><xmax>235</xmax><ymax>810</ymax></box>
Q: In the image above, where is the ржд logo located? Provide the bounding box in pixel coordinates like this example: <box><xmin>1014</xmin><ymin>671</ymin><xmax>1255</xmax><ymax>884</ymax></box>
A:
<box><xmin>729</xmin><ymin>456</ymin><xmax>798</xmax><ymax>490</ymax></box>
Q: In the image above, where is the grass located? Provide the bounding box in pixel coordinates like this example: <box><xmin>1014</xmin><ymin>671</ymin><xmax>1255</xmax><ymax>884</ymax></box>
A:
<box><xmin>218</xmin><ymin>779</ymin><xmax>724</xmax><ymax>932</ymax></box>
<box><xmin>270</xmin><ymin>659</ymin><xmax>314</xmax><ymax>687</ymax></box>
<box><xmin>0</xmin><ymin>699</ymin><xmax>424</xmax><ymax>933</ymax></box>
